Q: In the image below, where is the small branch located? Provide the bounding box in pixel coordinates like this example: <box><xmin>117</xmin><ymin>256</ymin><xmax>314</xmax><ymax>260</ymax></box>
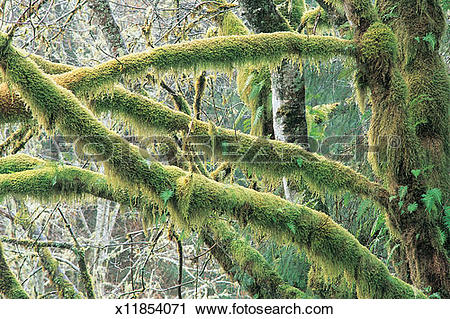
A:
<box><xmin>168</xmin><ymin>225</ymin><xmax>183</xmax><ymax>299</ymax></box>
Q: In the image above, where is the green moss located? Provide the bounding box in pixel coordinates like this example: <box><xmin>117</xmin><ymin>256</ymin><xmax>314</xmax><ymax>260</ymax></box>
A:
<box><xmin>0</xmin><ymin>153</ymin><xmax>44</xmax><ymax>173</ymax></box>
<box><xmin>29</xmin><ymin>54</ymin><xmax>75</xmax><ymax>74</ymax></box>
<box><xmin>36</xmin><ymin>247</ymin><xmax>84</xmax><ymax>299</ymax></box>
<box><xmin>0</xmin><ymin>82</ymin><xmax>33</xmax><ymax>123</ymax></box>
<box><xmin>0</xmin><ymin>155</ymin><xmax>303</xmax><ymax>298</ymax></box>
<box><xmin>216</xmin><ymin>11</ymin><xmax>249</xmax><ymax>36</ymax></box>
<box><xmin>206</xmin><ymin>219</ymin><xmax>306</xmax><ymax>298</ymax></box>
<box><xmin>308</xmin><ymin>264</ymin><xmax>356</xmax><ymax>298</ymax></box>
<box><xmin>0</xmin><ymin>241</ymin><xmax>29</xmax><ymax>298</ymax></box>
<box><xmin>359</xmin><ymin>22</ymin><xmax>398</xmax><ymax>67</ymax></box>
<box><xmin>326</xmin><ymin>0</ymin><xmax>379</xmax><ymax>28</ymax></box>
<box><xmin>49</xmin><ymin>32</ymin><xmax>354</xmax><ymax>97</ymax></box>
<box><xmin>289</xmin><ymin>0</ymin><xmax>306</xmax><ymax>28</ymax></box>
<box><xmin>0</xmin><ymin>33</ymin><xmax>423</xmax><ymax>299</ymax></box>
<box><xmin>238</xmin><ymin>0</ymin><xmax>292</xmax><ymax>33</ymax></box>
<box><xmin>89</xmin><ymin>85</ymin><xmax>390</xmax><ymax>207</ymax></box>
<box><xmin>300</xmin><ymin>7</ymin><xmax>331</xmax><ymax>34</ymax></box>
<box><xmin>214</xmin><ymin>7</ymin><xmax>273</xmax><ymax>137</ymax></box>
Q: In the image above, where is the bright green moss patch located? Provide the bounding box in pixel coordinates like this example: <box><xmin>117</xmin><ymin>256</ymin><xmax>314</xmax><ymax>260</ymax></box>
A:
<box><xmin>0</xmin><ymin>153</ymin><xmax>44</xmax><ymax>173</ymax></box>
<box><xmin>29</xmin><ymin>54</ymin><xmax>75</xmax><ymax>74</ymax></box>
<box><xmin>359</xmin><ymin>22</ymin><xmax>397</xmax><ymax>67</ymax></box>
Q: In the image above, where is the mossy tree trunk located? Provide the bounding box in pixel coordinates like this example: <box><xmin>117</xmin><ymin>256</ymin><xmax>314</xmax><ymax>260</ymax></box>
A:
<box><xmin>238</xmin><ymin>0</ymin><xmax>308</xmax><ymax>200</ymax></box>
<box><xmin>338</xmin><ymin>0</ymin><xmax>449</xmax><ymax>296</ymax></box>
<box><xmin>87</xmin><ymin>0</ymin><xmax>128</xmax><ymax>56</ymax></box>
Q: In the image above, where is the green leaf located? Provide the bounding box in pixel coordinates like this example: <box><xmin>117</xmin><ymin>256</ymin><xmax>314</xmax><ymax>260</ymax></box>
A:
<box><xmin>411</xmin><ymin>169</ymin><xmax>421</xmax><ymax>178</ymax></box>
<box><xmin>370</xmin><ymin>214</ymin><xmax>385</xmax><ymax>237</ymax></box>
<box><xmin>407</xmin><ymin>202</ymin><xmax>418</xmax><ymax>212</ymax></box>
<box><xmin>296</xmin><ymin>158</ymin><xmax>303</xmax><ymax>168</ymax></box>
<box><xmin>252</xmin><ymin>106</ymin><xmax>264</xmax><ymax>127</ymax></box>
<box><xmin>287</xmin><ymin>222</ymin><xmax>296</xmax><ymax>235</ymax></box>
<box><xmin>343</xmin><ymin>193</ymin><xmax>350</xmax><ymax>206</ymax></box>
<box><xmin>389</xmin><ymin>195</ymin><xmax>397</xmax><ymax>202</ymax></box>
<box><xmin>160</xmin><ymin>189</ymin><xmax>174</xmax><ymax>205</ymax></box>
<box><xmin>51</xmin><ymin>174</ymin><xmax>58</xmax><ymax>186</ymax></box>
<box><xmin>422</xmin><ymin>32</ymin><xmax>436</xmax><ymax>50</ymax></box>
<box><xmin>398</xmin><ymin>201</ymin><xmax>404</xmax><ymax>208</ymax></box>
<box><xmin>421</xmin><ymin>188</ymin><xmax>442</xmax><ymax>212</ymax></box>
<box><xmin>398</xmin><ymin>185</ymin><xmax>408</xmax><ymax>199</ymax></box>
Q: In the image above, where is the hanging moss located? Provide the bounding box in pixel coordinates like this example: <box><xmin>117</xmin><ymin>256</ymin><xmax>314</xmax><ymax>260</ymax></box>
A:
<box><xmin>89</xmin><ymin>85</ymin><xmax>390</xmax><ymax>206</ymax></box>
<box><xmin>205</xmin><ymin>219</ymin><xmax>307</xmax><ymax>298</ymax></box>
<box><xmin>307</xmin><ymin>263</ymin><xmax>356</xmax><ymax>298</ymax></box>
<box><xmin>0</xmin><ymin>241</ymin><xmax>30</xmax><ymax>299</ymax></box>
<box><xmin>214</xmin><ymin>8</ymin><xmax>274</xmax><ymax>137</ymax></box>
<box><xmin>0</xmin><ymin>154</ymin><xmax>305</xmax><ymax>299</ymax></box>
<box><xmin>48</xmin><ymin>32</ymin><xmax>354</xmax><ymax>97</ymax></box>
<box><xmin>0</xmin><ymin>33</ymin><xmax>423</xmax><ymax>299</ymax></box>
<box><xmin>0</xmin><ymin>82</ymin><xmax>33</xmax><ymax>123</ymax></box>
<box><xmin>300</xmin><ymin>7</ymin><xmax>331</xmax><ymax>34</ymax></box>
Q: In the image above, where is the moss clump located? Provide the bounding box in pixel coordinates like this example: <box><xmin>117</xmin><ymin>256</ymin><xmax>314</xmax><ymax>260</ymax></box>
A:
<box><xmin>0</xmin><ymin>242</ymin><xmax>29</xmax><ymax>298</ymax></box>
<box><xmin>0</xmin><ymin>153</ymin><xmax>44</xmax><ymax>173</ymax></box>
<box><xmin>359</xmin><ymin>22</ymin><xmax>397</xmax><ymax>68</ymax></box>
<box><xmin>29</xmin><ymin>53</ymin><xmax>75</xmax><ymax>74</ymax></box>
<box><xmin>214</xmin><ymin>7</ymin><xmax>274</xmax><ymax>137</ymax></box>
<box><xmin>300</xmin><ymin>7</ymin><xmax>331</xmax><ymax>34</ymax></box>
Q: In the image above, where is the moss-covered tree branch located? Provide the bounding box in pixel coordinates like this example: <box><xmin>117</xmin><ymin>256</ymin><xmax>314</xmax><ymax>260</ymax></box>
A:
<box><xmin>14</xmin><ymin>210</ymin><xmax>85</xmax><ymax>299</ymax></box>
<box><xmin>0</xmin><ymin>33</ymin><xmax>423</xmax><ymax>298</ymax></box>
<box><xmin>202</xmin><ymin>219</ymin><xmax>306</xmax><ymax>298</ymax></box>
<box><xmin>0</xmin><ymin>241</ymin><xmax>30</xmax><ymax>298</ymax></box>
<box><xmin>51</xmin><ymin>32</ymin><xmax>354</xmax><ymax>96</ymax></box>
<box><xmin>0</xmin><ymin>55</ymin><xmax>390</xmax><ymax>208</ymax></box>
<box><xmin>89</xmin><ymin>86</ymin><xmax>390</xmax><ymax>207</ymax></box>
<box><xmin>0</xmin><ymin>154</ymin><xmax>305</xmax><ymax>299</ymax></box>
<box><xmin>0</xmin><ymin>154</ymin><xmax>422</xmax><ymax>298</ymax></box>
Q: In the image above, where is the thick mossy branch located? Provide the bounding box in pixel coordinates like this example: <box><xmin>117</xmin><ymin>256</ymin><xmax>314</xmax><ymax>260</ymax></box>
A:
<box><xmin>204</xmin><ymin>219</ymin><xmax>306</xmax><ymax>298</ymax></box>
<box><xmin>28</xmin><ymin>53</ymin><xmax>75</xmax><ymax>74</ymax></box>
<box><xmin>0</xmin><ymin>34</ymin><xmax>176</xmax><ymax>199</ymax></box>
<box><xmin>0</xmin><ymin>53</ymin><xmax>388</xmax><ymax>207</ymax></box>
<box><xmin>90</xmin><ymin>86</ymin><xmax>390</xmax><ymax>207</ymax></box>
<box><xmin>0</xmin><ymin>155</ymin><xmax>420</xmax><ymax>298</ymax></box>
<box><xmin>0</xmin><ymin>154</ymin><xmax>305</xmax><ymax>298</ymax></box>
<box><xmin>0</xmin><ymin>155</ymin><xmax>152</xmax><ymax>210</ymax></box>
<box><xmin>0</xmin><ymin>241</ymin><xmax>30</xmax><ymax>298</ymax></box>
<box><xmin>50</xmin><ymin>32</ymin><xmax>354</xmax><ymax>96</ymax></box>
<box><xmin>215</xmin><ymin>8</ymin><xmax>273</xmax><ymax>137</ymax></box>
<box><xmin>0</xmin><ymin>36</ymin><xmax>421</xmax><ymax>298</ymax></box>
